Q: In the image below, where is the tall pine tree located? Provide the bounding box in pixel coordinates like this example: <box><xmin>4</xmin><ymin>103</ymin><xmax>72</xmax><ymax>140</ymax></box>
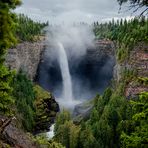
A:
<box><xmin>0</xmin><ymin>0</ymin><xmax>21</xmax><ymax>115</ymax></box>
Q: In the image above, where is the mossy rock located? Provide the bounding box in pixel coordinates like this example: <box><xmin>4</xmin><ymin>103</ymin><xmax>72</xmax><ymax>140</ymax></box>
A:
<box><xmin>33</xmin><ymin>85</ymin><xmax>59</xmax><ymax>132</ymax></box>
<box><xmin>34</xmin><ymin>85</ymin><xmax>51</xmax><ymax>100</ymax></box>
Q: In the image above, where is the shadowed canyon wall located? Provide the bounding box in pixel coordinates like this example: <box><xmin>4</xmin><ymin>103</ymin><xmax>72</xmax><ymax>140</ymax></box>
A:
<box><xmin>37</xmin><ymin>39</ymin><xmax>115</xmax><ymax>102</ymax></box>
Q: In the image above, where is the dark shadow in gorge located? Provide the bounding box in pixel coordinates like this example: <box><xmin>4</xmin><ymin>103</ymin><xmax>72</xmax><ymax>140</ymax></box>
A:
<box><xmin>36</xmin><ymin>46</ymin><xmax>115</xmax><ymax>101</ymax></box>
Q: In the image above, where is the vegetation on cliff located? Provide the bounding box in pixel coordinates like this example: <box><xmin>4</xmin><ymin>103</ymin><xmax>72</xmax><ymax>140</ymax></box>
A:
<box><xmin>16</xmin><ymin>14</ymin><xmax>48</xmax><ymax>42</ymax></box>
<box><xmin>52</xmin><ymin>15</ymin><xmax>148</xmax><ymax>148</ymax></box>
<box><xmin>94</xmin><ymin>17</ymin><xmax>148</xmax><ymax>62</ymax></box>
<box><xmin>11</xmin><ymin>72</ymin><xmax>59</xmax><ymax>132</ymax></box>
<box><xmin>34</xmin><ymin>85</ymin><xmax>59</xmax><ymax>132</ymax></box>
<box><xmin>0</xmin><ymin>2</ymin><xmax>55</xmax><ymax>146</ymax></box>
<box><xmin>0</xmin><ymin>0</ymin><xmax>21</xmax><ymax>115</ymax></box>
<box><xmin>12</xmin><ymin>71</ymin><xmax>36</xmax><ymax>131</ymax></box>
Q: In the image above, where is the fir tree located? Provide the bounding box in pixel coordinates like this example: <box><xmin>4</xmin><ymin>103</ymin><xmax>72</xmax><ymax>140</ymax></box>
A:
<box><xmin>0</xmin><ymin>0</ymin><xmax>21</xmax><ymax>114</ymax></box>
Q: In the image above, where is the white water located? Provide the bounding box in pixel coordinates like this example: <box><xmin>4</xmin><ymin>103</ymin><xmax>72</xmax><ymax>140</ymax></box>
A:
<box><xmin>57</xmin><ymin>42</ymin><xmax>73</xmax><ymax>102</ymax></box>
<box><xmin>46</xmin><ymin>124</ymin><xmax>55</xmax><ymax>139</ymax></box>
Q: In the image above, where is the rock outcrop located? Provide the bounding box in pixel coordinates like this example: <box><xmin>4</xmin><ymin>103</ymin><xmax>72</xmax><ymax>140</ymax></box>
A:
<box><xmin>34</xmin><ymin>85</ymin><xmax>59</xmax><ymax>133</ymax></box>
<box><xmin>0</xmin><ymin>116</ymin><xmax>37</xmax><ymax>148</ymax></box>
<box><xmin>73</xmin><ymin>100</ymin><xmax>94</xmax><ymax>124</ymax></box>
<box><xmin>95</xmin><ymin>39</ymin><xmax>115</xmax><ymax>55</ymax></box>
<box><xmin>114</xmin><ymin>42</ymin><xmax>148</xmax><ymax>98</ymax></box>
<box><xmin>125</xmin><ymin>43</ymin><xmax>148</xmax><ymax>98</ymax></box>
<box><xmin>87</xmin><ymin>39</ymin><xmax>115</xmax><ymax>61</ymax></box>
<box><xmin>5</xmin><ymin>40</ymin><xmax>45</xmax><ymax>80</ymax></box>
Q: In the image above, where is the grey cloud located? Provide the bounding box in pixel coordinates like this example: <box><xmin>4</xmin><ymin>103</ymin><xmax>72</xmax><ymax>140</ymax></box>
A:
<box><xmin>15</xmin><ymin>0</ymin><xmax>133</xmax><ymax>23</ymax></box>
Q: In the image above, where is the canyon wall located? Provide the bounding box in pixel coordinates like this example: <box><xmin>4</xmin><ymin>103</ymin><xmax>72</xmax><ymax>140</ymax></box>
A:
<box><xmin>114</xmin><ymin>42</ymin><xmax>148</xmax><ymax>98</ymax></box>
<box><xmin>125</xmin><ymin>43</ymin><xmax>148</xmax><ymax>98</ymax></box>
<box><xmin>5</xmin><ymin>40</ymin><xmax>46</xmax><ymax>80</ymax></box>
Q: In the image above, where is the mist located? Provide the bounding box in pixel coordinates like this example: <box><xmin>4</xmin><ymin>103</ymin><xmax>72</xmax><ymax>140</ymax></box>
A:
<box><xmin>37</xmin><ymin>24</ymin><xmax>115</xmax><ymax>109</ymax></box>
<box><xmin>45</xmin><ymin>24</ymin><xmax>95</xmax><ymax>60</ymax></box>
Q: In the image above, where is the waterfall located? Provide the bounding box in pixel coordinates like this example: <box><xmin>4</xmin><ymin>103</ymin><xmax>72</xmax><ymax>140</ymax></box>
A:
<box><xmin>57</xmin><ymin>42</ymin><xmax>73</xmax><ymax>102</ymax></box>
<box><xmin>46</xmin><ymin>124</ymin><xmax>55</xmax><ymax>139</ymax></box>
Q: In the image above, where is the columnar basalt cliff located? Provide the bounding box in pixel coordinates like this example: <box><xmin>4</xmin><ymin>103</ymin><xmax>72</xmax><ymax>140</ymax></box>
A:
<box><xmin>5</xmin><ymin>40</ymin><xmax>46</xmax><ymax>80</ymax></box>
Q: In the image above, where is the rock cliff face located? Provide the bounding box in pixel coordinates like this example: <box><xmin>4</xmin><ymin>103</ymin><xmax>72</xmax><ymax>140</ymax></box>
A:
<box><xmin>4</xmin><ymin>40</ymin><xmax>60</xmax><ymax>133</ymax></box>
<box><xmin>114</xmin><ymin>42</ymin><xmax>148</xmax><ymax>98</ymax></box>
<box><xmin>0</xmin><ymin>116</ymin><xmax>38</xmax><ymax>148</ymax></box>
<box><xmin>125</xmin><ymin>43</ymin><xmax>148</xmax><ymax>98</ymax></box>
<box><xmin>5</xmin><ymin>40</ymin><xmax>45</xmax><ymax>80</ymax></box>
<box><xmin>94</xmin><ymin>39</ymin><xmax>115</xmax><ymax>55</ymax></box>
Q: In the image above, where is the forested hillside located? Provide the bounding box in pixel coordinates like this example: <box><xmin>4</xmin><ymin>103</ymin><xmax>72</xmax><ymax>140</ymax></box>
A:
<box><xmin>0</xmin><ymin>1</ymin><xmax>58</xmax><ymax>147</ymax></box>
<box><xmin>16</xmin><ymin>14</ymin><xmax>48</xmax><ymax>41</ymax></box>
<box><xmin>52</xmin><ymin>18</ymin><xmax>148</xmax><ymax>148</ymax></box>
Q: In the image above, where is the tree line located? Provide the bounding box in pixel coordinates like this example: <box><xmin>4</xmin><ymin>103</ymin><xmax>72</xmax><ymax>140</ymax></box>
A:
<box><xmin>93</xmin><ymin>17</ymin><xmax>148</xmax><ymax>62</ymax></box>
<box><xmin>16</xmin><ymin>14</ymin><xmax>48</xmax><ymax>42</ymax></box>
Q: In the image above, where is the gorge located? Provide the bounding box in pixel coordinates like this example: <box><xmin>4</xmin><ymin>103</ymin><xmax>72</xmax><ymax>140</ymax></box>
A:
<box><xmin>36</xmin><ymin>25</ymin><xmax>115</xmax><ymax>110</ymax></box>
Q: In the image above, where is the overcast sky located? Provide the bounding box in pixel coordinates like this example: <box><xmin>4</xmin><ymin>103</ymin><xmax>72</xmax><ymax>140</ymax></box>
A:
<box><xmin>15</xmin><ymin>0</ymin><xmax>134</xmax><ymax>24</ymax></box>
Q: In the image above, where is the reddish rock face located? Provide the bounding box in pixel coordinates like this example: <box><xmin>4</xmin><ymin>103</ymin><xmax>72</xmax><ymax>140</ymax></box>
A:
<box><xmin>125</xmin><ymin>85</ymin><xmax>148</xmax><ymax>98</ymax></box>
<box><xmin>136</xmin><ymin>52</ymin><xmax>148</xmax><ymax>61</ymax></box>
<box><xmin>95</xmin><ymin>39</ymin><xmax>115</xmax><ymax>55</ymax></box>
<box><xmin>124</xmin><ymin>42</ymin><xmax>148</xmax><ymax>98</ymax></box>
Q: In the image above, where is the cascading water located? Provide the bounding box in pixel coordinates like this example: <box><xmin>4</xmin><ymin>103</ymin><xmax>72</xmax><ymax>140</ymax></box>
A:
<box><xmin>37</xmin><ymin>26</ymin><xmax>114</xmax><ymax>110</ymax></box>
<box><xmin>56</xmin><ymin>42</ymin><xmax>80</xmax><ymax>108</ymax></box>
<box><xmin>57</xmin><ymin>42</ymin><xmax>73</xmax><ymax>101</ymax></box>
<box><xmin>37</xmin><ymin>26</ymin><xmax>115</xmax><ymax>139</ymax></box>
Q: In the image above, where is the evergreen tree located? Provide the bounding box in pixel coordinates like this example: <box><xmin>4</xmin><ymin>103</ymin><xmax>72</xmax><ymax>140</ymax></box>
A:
<box><xmin>121</xmin><ymin>92</ymin><xmax>148</xmax><ymax>147</ymax></box>
<box><xmin>16</xmin><ymin>14</ymin><xmax>48</xmax><ymax>42</ymax></box>
<box><xmin>12</xmin><ymin>71</ymin><xmax>35</xmax><ymax>131</ymax></box>
<box><xmin>0</xmin><ymin>0</ymin><xmax>21</xmax><ymax>115</ymax></box>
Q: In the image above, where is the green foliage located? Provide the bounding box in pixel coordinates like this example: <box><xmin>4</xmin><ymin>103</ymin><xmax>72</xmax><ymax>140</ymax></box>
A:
<box><xmin>34</xmin><ymin>85</ymin><xmax>59</xmax><ymax>132</ymax></box>
<box><xmin>26</xmin><ymin>132</ymin><xmax>65</xmax><ymax>148</ymax></box>
<box><xmin>54</xmin><ymin>110</ymin><xmax>82</xmax><ymax>148</ymax></box>
<box><xmin>137</xmin><ymin>77</ymin><xmax>148</xmax><ymax>85</ymax></box>
<box><xmin>78</xmin><ymin>125</ymin><xmax>97</xmax><ymax>148</ymax></box>
<box><xmin>12</xmin><ymin>71</ymin><xmax>35</xmax><ymax>131</ymax></box>
<box><xmin>34</xmin><ymin>134</ymin><xmax>65</xmax><ymax>148</ymax></box>
<box><xmin>53</xmin><ymin>87</ymin><xmax>148</xmax><ymax>148</ymax></box>
<box><xmin>54</xmin><ymin>88</ymin><xmax>128</xmax><ymax>148</ymax></box>
<box><xmin>85</xmin><ymin>88</ymin><xmax>128</xmax><ymax>148</ymax></box>
<box><xmin>0</xmin><ymin>66</ymin><xmax>14</xmax><ymax>115</ymax></box>
<box><xmin>0</xmin><ymin>0</ymin><xmax>21</xmax><ymax>115</ymax></box>
<box><xmin>16</xmin><ymin>14</ymin><xmax>48</xmax><ymax>42</ymax></box>
<box><xmin>54</xmin><ymin>109</ymin><xmax>71</xmax><ymax>134</ymax></box>
<box><xmin>34</xmin><ymin>85</ymin><xmax>51</xmax><ymax>99</ymax></box>
<box><xmin>121</xmin><ymin>92</ymin><xmax>148</xmax><ymax>148</ymax></box>
<box><xmin>94</xmin><ymin>17</ymin><xmax>148</xmax><ymax>62</ymax></box>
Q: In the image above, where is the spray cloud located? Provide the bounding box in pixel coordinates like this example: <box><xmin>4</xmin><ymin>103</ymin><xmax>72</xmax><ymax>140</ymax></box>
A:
<box><xmin>38</xmin><ymin>24</ymin><xmax>114</xmax><ymax>109</ymax></box>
